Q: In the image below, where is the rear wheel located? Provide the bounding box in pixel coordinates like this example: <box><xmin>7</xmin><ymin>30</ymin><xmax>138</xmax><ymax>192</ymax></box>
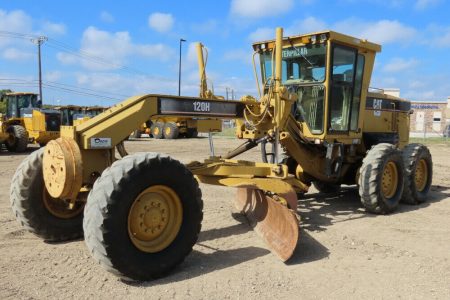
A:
<box><xmin>10</xmin><ymin>148</ymin><xmax>84</xmax><ymax>241</ymax></box>
<box><xmin>358</xmin><ymin>143</ymin><xmax>404</xmax><ymax>214</ymax></box>
<box><xmin>5</xmin><ymin>125</ymin><xmax>28</xmax><ymax>152</ymax></box>
<box><xmin>163</xmin><ymin>122</ymin><xmax>179</xmax><ymax>139</ymax></box>
<box><xmin>83</xmin><ymin>153</ymin><xmax>203</xmax><ymax>281</ymax></box>
<box><xmin>151</xmin><ymin>122</ymin><xmax>164</xmax><ymax>139</ymax></box>
<box><xmin>401</xmin><ymin>143</ymin><xmax>432</xmax><ymax>204</ymax></box>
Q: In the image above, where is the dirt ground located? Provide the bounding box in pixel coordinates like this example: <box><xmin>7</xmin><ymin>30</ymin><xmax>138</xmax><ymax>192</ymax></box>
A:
<box><xmin>0</xmin><ymin>137</ymin><xmax>449</xmax><ymax>299</ymax></box>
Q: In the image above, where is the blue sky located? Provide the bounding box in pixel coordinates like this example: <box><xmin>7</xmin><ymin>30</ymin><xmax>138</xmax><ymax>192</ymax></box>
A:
<box><xmin>1</xmin><ymin>0</ymin><xmax>450</xmax><ymax>106</ymax></box>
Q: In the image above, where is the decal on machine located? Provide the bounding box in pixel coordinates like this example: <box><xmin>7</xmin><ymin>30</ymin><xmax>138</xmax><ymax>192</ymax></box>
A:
<box><xmin>90</xmin><ymin>137</ymin><xmax>112</xmax><ymax>148</ymax></box>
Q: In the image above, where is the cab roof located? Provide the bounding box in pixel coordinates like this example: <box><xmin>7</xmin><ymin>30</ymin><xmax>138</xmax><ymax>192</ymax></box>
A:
<box><xmin>252</xmin><ymin>30</ymin><xmax>381</xmax><ymax>53</ymax></box>
<box><xmin>4</xmin><ymin>92</ymin><xmax>38</xmax><ymax>96</ymax></box>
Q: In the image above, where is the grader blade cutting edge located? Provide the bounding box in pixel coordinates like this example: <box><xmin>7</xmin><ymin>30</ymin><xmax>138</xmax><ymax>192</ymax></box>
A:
<box><xmin>235</xmin><ymin>188</ymin><xmax>299</xmax><ymax>261</ymax></box>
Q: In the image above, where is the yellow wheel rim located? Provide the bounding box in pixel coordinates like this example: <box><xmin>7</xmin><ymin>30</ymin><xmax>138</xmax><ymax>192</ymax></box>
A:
<box><xmin>381</xmin><ymin>161</ymin><xmax>398</xmax><ymax>198</ymax></box>
<box><xmin>415</xmin><ymin>159</ymin><xmax>428</xmax><ymax>192</ymax></box>
<box><xmin>165</xmin><ymin>127</ymin><xmax>171</xmax><ymax>136</ymax></box>
<box><xmin>153</xmin><ymin>127</ymin><xmax>160</xmax><ymax>136</ymax></box>
<box><xmin>128</xmin><ymin>185</ymin><xmax>183</xmax><ymax>253</ymax></box>
<box><xmin>42</xmin><ymin>190</ymin><xmax>85</xmax><ymax>219</ymax></box>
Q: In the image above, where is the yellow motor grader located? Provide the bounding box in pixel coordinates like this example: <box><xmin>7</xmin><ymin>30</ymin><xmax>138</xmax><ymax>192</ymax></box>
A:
<box><xmin>10</xmin><ymin>28</ymin><xmax>432</xmax><ymax>281</ymax></box>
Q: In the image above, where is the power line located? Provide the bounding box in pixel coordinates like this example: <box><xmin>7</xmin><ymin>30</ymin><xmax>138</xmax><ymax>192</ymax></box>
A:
<box><xmin>0</xmin><ymin>30</ymin><xmax>173</xmax><ymax>79</ymax></box>
<box><xmin>0</xmin><ymin>78</ymin><xmax>128</xmax><ymax>101</ymax></box>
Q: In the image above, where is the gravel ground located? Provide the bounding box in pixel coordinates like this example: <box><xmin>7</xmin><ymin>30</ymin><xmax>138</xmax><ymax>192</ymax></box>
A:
<box><xmin>0</xmin><ymin>137</ymin><xmax>449</xmax><ymax>299</ymax></box>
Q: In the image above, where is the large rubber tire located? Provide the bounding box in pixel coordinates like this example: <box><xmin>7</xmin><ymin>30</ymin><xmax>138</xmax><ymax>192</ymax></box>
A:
<box><xmin>83</xmin><ymin>153</ymin><xmax>203</xmax><ymax>281</ymax></box>
<box><xmin>151</xmin><ymin>122</ymin><xmax>164</xmax><ymax>139</ymax></box>
<box><xmin>5</xmin><ymin>125</ymin><xmax>28</xmax><ymax>152</ymax></box>
<box><xmin>401</xmin><ymin>143</ymin><xmax>433</xmax><ymax>204</ymax></box>
<box><xmin>185</xmin><ymin>128</ymin><xmax>198</xmax><ymax>138</ymax></box>
<box><xmin>313</xmin><ymin>181</ymin><xmax>341</xmax><ymax>193</ymax></box>
<box><xmin>10</xmin><ymin>148</ymin><xmax>84</xmax><ymax>241</ymax></box>
<box><xmin>163</xmin><ymin>122</ymin><xmax>179</xmax><ymax>139</ymax></box>
<box><xmin>358</xmin><ymin>143</ymin><xmax>404</xmax><ymax>214</ymax></box>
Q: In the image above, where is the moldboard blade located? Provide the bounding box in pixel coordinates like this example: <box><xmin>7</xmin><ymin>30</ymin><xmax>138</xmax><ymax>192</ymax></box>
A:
<box><xmin>235</xmin><ymin>188</ymin><xmax>299</xmax><ymax>261</ymax></box>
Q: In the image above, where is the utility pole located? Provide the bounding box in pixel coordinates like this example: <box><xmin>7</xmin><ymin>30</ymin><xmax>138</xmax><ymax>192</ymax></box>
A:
<box><xmin>178</xmin><ymin>38</ymin><xmax>186</xmax><ymax>96</ymax></box>
<box><xmin>226</xmin><ymin>87</ymin><xmax>229</xmax><ymax>100</ymax></box>
<box><xmin>31</xmin><ymin>36</ymin><xmax>48</xmax><ymax>103</ymax></box>
<box><xmin>231</xmin><ymin>89</ymin><xmax>235</xmax><ymax>100</ymax></box>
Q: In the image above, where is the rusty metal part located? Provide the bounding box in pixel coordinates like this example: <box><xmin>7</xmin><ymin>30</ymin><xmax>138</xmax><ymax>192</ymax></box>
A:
<box><xmin>235</xmin><ymin>188</ymin><xmax>299</xmax><ymax>261</ymax></box>
<box><xmin>42</xmin><ymin>138</ymin><xmax>83</xmax><ymax>200</ymax></box>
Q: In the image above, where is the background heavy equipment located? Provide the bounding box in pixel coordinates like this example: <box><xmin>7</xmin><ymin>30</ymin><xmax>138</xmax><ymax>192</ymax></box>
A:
<box><xmin>57</xmin><ymin>105</ymin><xmax>107</xmax><ymax>126</ymax></box>
<box><xmin>145</xmin><ymin>44</ymin><xmax>223</xmax><ymax>140</ymax></box>
<box><xmin>10</xmin><ymin>28</ymin><xmax>432</xmax><ymax>281</ymax></box>
<box><xmin>0</xmin><ymin>92</ymin><xmax>60</xmax><ymax>151</ymax></box>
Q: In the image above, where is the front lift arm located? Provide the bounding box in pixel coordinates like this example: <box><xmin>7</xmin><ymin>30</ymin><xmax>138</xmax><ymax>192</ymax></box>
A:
<box><xmin>42</xmin><ymin>93</ymin><xmax>306</xmax><ymax>203</ymax></box>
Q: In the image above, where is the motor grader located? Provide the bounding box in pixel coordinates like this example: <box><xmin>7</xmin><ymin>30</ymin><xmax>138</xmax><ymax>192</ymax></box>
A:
<box><xmin>10</xmin><ymin>28</ymin><xmax>432</xmax><ymax>281</ymax></box>
<box><xmin>0</xmin><ymin>92</ymin><xmax>60</xmax><ymax>151</ymax></box>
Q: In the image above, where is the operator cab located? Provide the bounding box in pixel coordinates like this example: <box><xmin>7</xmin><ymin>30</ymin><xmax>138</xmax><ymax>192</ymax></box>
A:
<box><xmin>1</xmin><ymin>92</ymin><xmax>41</xmax><ymax>119</ymax></box>
<box><xmin>57</xmin><ymin>105</ymin><xmax>85</xmax><ymax>126</ymax></box>
<box><xmin>253</xmin><ymin>31</ymin><xmax>381</xmax><ymax>137</ymax></box>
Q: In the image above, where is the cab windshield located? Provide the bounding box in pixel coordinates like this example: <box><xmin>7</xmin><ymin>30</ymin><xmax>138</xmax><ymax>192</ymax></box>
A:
<box><xmin>17</xmin><ymin>94</ymin><xmax>38</xmax><ymax>109</ymax></box>
<box><xmin>259</xmin><ymin>43</ymin><xmax>327</xmax><ymax>134</ymax></box>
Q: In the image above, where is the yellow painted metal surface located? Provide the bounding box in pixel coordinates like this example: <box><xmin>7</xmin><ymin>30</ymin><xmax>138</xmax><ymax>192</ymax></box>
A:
<box><xmin>128</xmin><ymin>185</ymin><xmax>183</xmax><ymax>253</ymax></box>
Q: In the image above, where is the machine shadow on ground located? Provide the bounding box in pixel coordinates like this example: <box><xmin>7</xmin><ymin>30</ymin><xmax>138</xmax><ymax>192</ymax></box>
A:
<box><xmin>125</xmin><ymin>184</ymin><xmax>449</xmax><ymax>285</ymax></box>
<box><xmin>297</xmin><ymin>185</ymin><xmax>449</xmax><ymax>233</ymax></box>
<box><xmin>130</xmin><ymin>227</ymin><xmax>270</xmax><ymax>286</ymax></box>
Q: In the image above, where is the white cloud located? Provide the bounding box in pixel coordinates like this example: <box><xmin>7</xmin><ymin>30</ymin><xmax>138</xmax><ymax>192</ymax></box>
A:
<box><xmin>41</xmin><ymin>21</ymin><xmax>66</xmax><ymax>35</ymax></box>
<box><xmin>100</xmin><ymin>11</ymin><xmax>114</xmax><ymax>23</ymax></box>
<box><xmin>45</xmin><ymin>71</ymin><xmax>63</xmax><ymax>82</ymax></box>
<box><xmin>223</xmin><ymin>49</ymin><xmax>252</xmax><ymax>64</ymax></box>
<box><xmin>382</xmin><ymin>58</ymin><xmax>419</xmax><ymax>72</ymax></box>
<box><xmin>333</xmin><ymin>18</ymin><xmax>416</xmax><ymax>44</ymax></box>
<box><xmin>415</xmin><ymin>0</ymin><xmax>441</xmax><ymax>10</ymax></box>
<box><xmin>56</xmin><ymin>27</ymin><xmax>175</xmax><ymax>71</ymax></box>
<box><xmin>230</xmin><ymin>0</ymin><xmax>294</xmax><ymax>18</ymax></box>
<box><xmin>426</xmin><ymin>24</ymin><xmax>450</xmax><ymax>47</ymax></box>
<box><xmin>56</xmin><ymin>52</ymin><xmax>78</xmax><ymax>65</ymax></box>
<box><xmin>286</xmin><ymin>17</ymin><xmax>327</xmax><ymax>35</ymax></box>
<box><xmin>75</xmin><ymin>72</ymin><xmax>189</xmax><ymax>100</ymax></box>
<box><xmin>186</xmin><ymin>42</ymin><xmax>200</xmax><ymax>64</ymax></box>
<box><xmin>1</xmin><ymin>47</ymin><xmax>33</xmax><ymax>60</ymax></box>
<box><xmin>148</xmin><ymin>13</ymin><xmax>174</xmax><ymax>33</ymax></box>
<box><xmin>248</xmin><ymin>27</ymin><xmax>274</xmax><ymax>41</ymax></box>
<box><xmin>190</xmin><ymin>19</ymin><xmax>219</xmax><ymax>35</ymax></box>
<box><xmin>0</xmin><ymin>10</ymin><xmax>33</xmax><ymax>47</ymax></box>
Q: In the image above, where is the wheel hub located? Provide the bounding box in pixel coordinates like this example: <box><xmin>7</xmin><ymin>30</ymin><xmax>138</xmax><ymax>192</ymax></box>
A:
<box><xmin>415</xmin><ymin>158</ymin><xmax>428</xmax><ymax>192</ymax></box>
<box><xmin>381</xmin><ymin>161</ymin><xmax>398</xmax><ymax>198</ymax></box>
<box><xmin>42</xmin><ymin>138</ymin><xmax>83</xmax><ymax>200</ymax></box>
<box><xmin>42</xmin><ymin>189</ymin><xmax>85</xmax><ymax>219</ymax></box>
<box><xmin>128</xmin><ymin>185</ymin><xmax>182</xmax><ymax>253</ymax></box>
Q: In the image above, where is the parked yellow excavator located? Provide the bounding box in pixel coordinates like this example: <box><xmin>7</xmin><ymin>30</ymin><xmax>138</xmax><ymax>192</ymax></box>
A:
<box><xmin>10</xmin><ymin>28</ymin><xmax>432</xmax><ymax>281</ymax></box>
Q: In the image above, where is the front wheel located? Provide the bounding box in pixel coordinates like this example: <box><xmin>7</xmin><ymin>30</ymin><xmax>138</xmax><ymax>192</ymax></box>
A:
<box><xmin>83</xmin><ymin>153</ymin><xmax>203</xmax><ymax>281</ymax></box>
<box><xmin>5</xmin><ymin>125</ymin><xmax>28</xmax><ymax>152</ymax></box>
<box><xmin>10</xmin><ymin>148</ymin><xmax>84</xmax><ymax>241</ymax></box>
